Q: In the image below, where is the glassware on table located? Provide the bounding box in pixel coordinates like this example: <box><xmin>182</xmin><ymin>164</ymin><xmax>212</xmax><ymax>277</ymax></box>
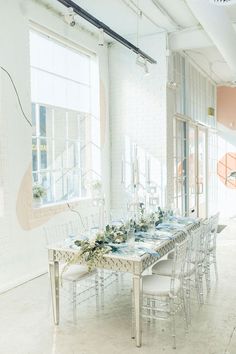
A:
<box><xmin>127</xmin><ymin>227</ymin><xmax>135</xmax><ymax>247</ymax></box>
<box><xmin>148</xmin><ymin>220</ymin><xmax>156</xmax><ymax>233</ymax></box>
<box><xmin>173</xmin><ymin>207</ymin><xmax>180</xmax><ymax>217</ymax></box>
<box><xmin>90</xmin><ymin>226</ymin><xmax>100</xmax><ymax>239</ymax></box>
<box><xmin>64</xmin><ymin>233</ymin><xmax>77</xmax><ymax>248</ymax></box>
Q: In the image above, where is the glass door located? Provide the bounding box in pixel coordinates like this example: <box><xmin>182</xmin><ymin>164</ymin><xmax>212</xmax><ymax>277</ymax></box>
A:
<box><xmin>197</xmin><ymin>127</ymin><xmax>207</xmax><ymax>218</ymax></box>
<box><xmin>173</xmin><ymin>118</ymin><xmax>208</xmax><ymax>218</ymax></box>
<box><xmin>188</xmin><ymin>124</ymin><xmax>198</xmax><ymax>217</ymax></box>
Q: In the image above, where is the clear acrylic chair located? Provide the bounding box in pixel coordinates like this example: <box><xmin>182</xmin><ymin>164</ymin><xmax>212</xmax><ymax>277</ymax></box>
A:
<box><xmin>44</xmin><ymin>220</ymin><xmax>99</xmax><ymax>317</ymax></box>
<box><xmin>204</xmin><ymin>213</ymin><xmax>219</xmax><ymax>291</ymax></box>
<box><xmin>85</xmin><ymin>212</ymin><xmax>119</xmax><ymax>305</ymax></box>
<box><xmin>133</xmin><ymin>238</ymin><xmax>189</xmax><ymax>349</ymax></box>
<box><xmin>153</xmin><ymin>224</ymin><xmax>206</xmax><ymax>323</ymax></box>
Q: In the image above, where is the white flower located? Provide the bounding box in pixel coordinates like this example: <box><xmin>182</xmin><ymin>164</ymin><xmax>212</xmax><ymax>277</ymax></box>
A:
<box><xmin>32</xmin><ymin>184</ymin><xmax>46</xmax><ymax>199</ymax></box>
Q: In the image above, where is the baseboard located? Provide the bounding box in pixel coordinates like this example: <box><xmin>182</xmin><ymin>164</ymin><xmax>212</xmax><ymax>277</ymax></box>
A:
<box><xmin>0</xmin><ymin>269</ymin><xmax>48</xmax><ymax>295</ymax></box>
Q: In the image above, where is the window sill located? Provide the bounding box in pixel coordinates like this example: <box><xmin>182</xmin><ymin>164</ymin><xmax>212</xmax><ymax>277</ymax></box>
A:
<box><xmin>32</xmin><ymin>197</ymin><xmax>91</xmax><ymax>210</ymax></box>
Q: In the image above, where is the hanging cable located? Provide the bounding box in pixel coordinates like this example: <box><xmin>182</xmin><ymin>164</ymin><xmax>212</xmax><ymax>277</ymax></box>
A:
<box><xmin>67</xmin><ymin>202</ymin><xmax>86</xmax><ymax>231</ymax></box>
<box><xmin>136</xmin><ymin>0</ymin><xmax>140</xmax><ymax>49</ymax></box>
<box><xmin>122</xmin><ymin>0</ymin><xmax>167</xmax><ymax>31</ymax></box>
<box><xmin>0</xmin><ymin>66</ymin><xmax>32</xmax><ymax>127</ymax></box>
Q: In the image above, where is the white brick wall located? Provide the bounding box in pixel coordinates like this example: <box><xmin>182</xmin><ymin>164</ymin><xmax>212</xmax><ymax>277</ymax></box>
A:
<box><xmin>109</xmin><ymin>33</ymin><xmax>167</xmax><ymax>210</ymax></box>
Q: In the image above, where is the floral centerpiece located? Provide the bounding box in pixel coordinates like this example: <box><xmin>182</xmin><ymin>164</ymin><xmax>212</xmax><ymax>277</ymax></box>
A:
<box><xmin>130</xmin><ymin>203</ymin><xmax>151</xmax><ymax>232</ymax></box>
<box><xmin>65</xmin><ymin>224</ymin><xmax>128</xmax><ymax>272</ymax></box>
<box><xmin>63</xmin><ymin>205</ymin><xmax>167</xmax><ymax>273</ymax></box>
<box><xmin>150</xmin><ymin>206</ymin><xmax>165</xmax><ymax>226</ymax></box>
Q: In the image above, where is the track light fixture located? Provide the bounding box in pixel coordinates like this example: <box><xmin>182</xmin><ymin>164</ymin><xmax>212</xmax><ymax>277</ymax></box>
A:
<box><xmin>98</xmin><ymin>28</ymin><xmax>105</xmax><ymax>46</ymax></box>
<box><xmin>136</xmin><ymin>55</ymin><xmax>150</xmax><ymax>76</ymax></box>
<box><xmin>144</xmin><ymin>60</ymin><xmax>150</xmax><ymax>76</ymax></box>
<box><xmin>64</xmin><ymin>7</ymin><xmax>76</xmax><ymax>27</ymax></box>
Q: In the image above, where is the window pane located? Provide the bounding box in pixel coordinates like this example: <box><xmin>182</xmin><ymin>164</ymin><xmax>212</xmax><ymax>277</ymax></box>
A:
<box><xmin>68</xmin><ymin>142</ymin><xmax>78</xmax><ymax>169</ymax></box>
<box><xmin>68</xmin><ymin>111</ymin><xmax>78</xmax><ymax>140</ymax></box>
<box><xmin>32</xmin><ymin>138</ymin><xmax>38</xmax><ymax>172</ymax></box>
<box><xmin>39</xmin><ymin>105</ymin><xmax>46</xmax><ymax>136</ymax></box>
<box><xmin>32</xmin><ymin>172</ymin><xmax>38</xmax><ymax>184</ymax></box>
<box><xmin>40</xmin><ymin>138</ymin><xmax>47</xmax><ymax>169</ymax></box>
<box><xmin>30</xmin><ymin>31</ymin><xmax>90</xmax><ymax>86</ymax></box>
<box><xmin>66</xmin><ymin>170</ymin><xmax>80</xmax><ymax>199</ymax></box>
<box><xmin>79</xmin><ymin>114</ymin><xmax>86</xmax><ymax>146</ymax></box>
<box><xmin>54</xmin><ymin>139</ymin><xmax>67</xmax><ymax>170</ymax></box>
<box><xmin>54</xmin><ymin>170</ymin><xmax>64</xmax><ymax>202</ymax></box>
<box><xmin>32</xmin><ymin>103</ymin><xmax>36</xmax><ymax>136</ymax></box>
<box><xmin>40</xmin><ymin>172</ymin><xmax>52</xmax><ymax>204</ymax></box>
<box><xmin>54</xmin><ymin>108</ymin><xmax>66</xmax><ymax>139</ymax></box>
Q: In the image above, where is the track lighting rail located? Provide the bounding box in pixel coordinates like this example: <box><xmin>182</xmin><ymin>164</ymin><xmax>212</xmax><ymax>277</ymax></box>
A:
<box><xmin>57</xmin><ymin>0</ymin><xmax>157</xmax><ymax>64</ymax></box>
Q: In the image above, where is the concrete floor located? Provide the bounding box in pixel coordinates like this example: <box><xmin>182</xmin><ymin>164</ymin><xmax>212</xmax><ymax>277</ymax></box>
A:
<box><xmin>0</xmin><ymin>219</ymin><xmax>236</xmax><ymax>354</ymax></box>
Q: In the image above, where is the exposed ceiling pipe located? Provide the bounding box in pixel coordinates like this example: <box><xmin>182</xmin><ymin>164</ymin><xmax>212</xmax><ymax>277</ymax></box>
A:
<box><xmin>186</xmin><ymin>0</ymin><xmax>236</xmax><ymax>79</ymax></box>
<box><xmin>169</xmin><ymin>27</ymin><xmax>212</xmax><ymax>51</ymax></box>
<box><xmin>152</xmin><ymin>0</ymin><xmax>183</xmax><ymax>30</ymax></box>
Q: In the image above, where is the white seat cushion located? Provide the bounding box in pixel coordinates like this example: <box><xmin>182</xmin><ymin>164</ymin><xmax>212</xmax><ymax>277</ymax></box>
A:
<box><xmin>167</xmin><ymin>251</ymin><xmax>174</xmax><ymax>260</ymax></box>
<box><xmin>152</xmin><ymin>260</ymin><xmax>195</xmax><ymax>277</ymax></box>
<box><xmin>60</xmin><ymin>264</ymin><xmax>96</xmax><ymax>282</ymax></box>
<box><xmin>152</xmin><ymin>260</ymin><xmax>175</xmax><ymax>276</ymax></box>
<box><xmin>143</xmin><ymin>274</ymin><xmax>180</xmax><ymax>297</ymax></box>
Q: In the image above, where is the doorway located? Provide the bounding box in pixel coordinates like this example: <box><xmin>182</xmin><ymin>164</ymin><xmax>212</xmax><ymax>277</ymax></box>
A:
<box><xmin>173</xmin><ymin>116</ymin><xmax>208</xmax><ymax>218</ymax></box>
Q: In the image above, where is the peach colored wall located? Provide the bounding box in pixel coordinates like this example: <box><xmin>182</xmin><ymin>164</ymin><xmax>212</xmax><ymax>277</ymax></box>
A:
<box><xmin>217</xmin><ymin>86</ymin><xmax>236</xmax><ymax>130</ymax></box>
<box><xmin>216</xmin><ymin>86</ymin><xmax>236</xmax><ymax>217</ymax></box>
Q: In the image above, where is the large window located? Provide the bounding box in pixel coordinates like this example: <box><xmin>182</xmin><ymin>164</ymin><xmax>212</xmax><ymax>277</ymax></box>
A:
<box><xmin>30</xmin><ymin>30</ymin><xmax>100</xmax><ymax>205</ymax></box>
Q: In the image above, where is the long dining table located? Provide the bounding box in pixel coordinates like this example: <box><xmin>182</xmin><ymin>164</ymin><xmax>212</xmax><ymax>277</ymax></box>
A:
<box><xmin>48</xmin><ymin>219</ymin><xmax>200</xmax><ymax>347</ymax></box>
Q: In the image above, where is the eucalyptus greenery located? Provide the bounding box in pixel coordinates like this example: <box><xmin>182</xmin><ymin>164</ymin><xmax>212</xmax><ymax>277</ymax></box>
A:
<box><xmin>63</xmin><ymin>224</ymin><xmax>129</xmax><ymax>272</ymax></box>
<box><xmin>132</xmin><ymin>204</ymin><xmax>164</xmax><ymax>232</ymax></box>
<box><xmin>63</xmin><ymin>205</ymin><xmax>165</xmax><ymax>273</ymax></box>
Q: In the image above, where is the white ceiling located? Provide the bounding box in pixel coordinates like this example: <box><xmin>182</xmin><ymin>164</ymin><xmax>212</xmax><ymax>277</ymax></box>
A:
<box><xmin>46</xmin><ymin>0</ymin><xmax>236</xmax><ymax>84</ymax></box>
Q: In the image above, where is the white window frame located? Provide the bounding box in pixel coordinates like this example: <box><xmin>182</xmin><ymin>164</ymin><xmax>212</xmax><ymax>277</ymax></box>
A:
<box><xmin>30</xmin><ymin>25</ymin><xmax>100</xmax><ymax>206</ymax></box>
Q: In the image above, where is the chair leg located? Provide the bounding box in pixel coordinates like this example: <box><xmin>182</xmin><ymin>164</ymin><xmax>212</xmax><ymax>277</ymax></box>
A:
<box><xmin>72</xmin><ymin>281</ymin><xmax>77</xmax><ymax>323</ymax></box>
<box><xmin>185</xmin><ymin>277</ymin><xmax>191</xmax><ymax>324</ymax></box>
<box><xmin>131</xmin><ymin>290</ymin><xmax>135</xmax><ymax>339</ymax></box>
<box><xmin>99</xmin><ymin>270</ymin><xmax>105</xmax><ymax>309</ymax></box>
<box><xmin>195</xmin><ymin>265</ymin><xmax>205</xmax><ymax>306</ymax></box>
<box><xmin>198</xmin><ymin>267</ymin><xmax>204</xmax><ymax>305</ymax></box>
<box><xmin>194</xmin><ymin>271</ymin><xmax>201</xmax><ymax>306</ymax></box>
<box><xmin>205</xmin><ymin>259</ymin><xmax>211</xmax><ymax>293</ymax></box>
<box><xmin>115</xmin><ymin>272</ymin><xmax>119</xmax><ymax>294</ymax></box>
<box><xmin>120</xmin><ymin>272</ymin><xmax>125</xmax><ymax>290</ymax></box>
<box><xmin>171</xmin><ymin>310</ymin><xmax>176</xmax><ymax>349</ymax></box>
<box><xmin>181</xmin><ymin>285</ymin><xmax>189</xmax><ymax>333</ymax></box>
<box><xmin>95</xmin><ymin>273</ymin><xmax>99</xmax><ymax>311</ymax></box>
<box><xmin>213</xmin><ymin>252</ymin><xmax>218</xmax><ymax>280</ymax></box>
<box><xmin>147</xmin><ymin>298</ymin><xmax>151</xmax><ymax>323</ymax></box>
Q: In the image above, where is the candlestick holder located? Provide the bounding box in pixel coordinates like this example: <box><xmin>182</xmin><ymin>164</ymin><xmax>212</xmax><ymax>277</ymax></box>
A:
<box><xmin>92</xmin><ymin>196</ymin><xmax>105</xmax><ymax>231</ymax></box>
<box><xmin>145</xmin><ymin>182</ymin><xmax>159</xmax><ymax>212</ymax></box>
